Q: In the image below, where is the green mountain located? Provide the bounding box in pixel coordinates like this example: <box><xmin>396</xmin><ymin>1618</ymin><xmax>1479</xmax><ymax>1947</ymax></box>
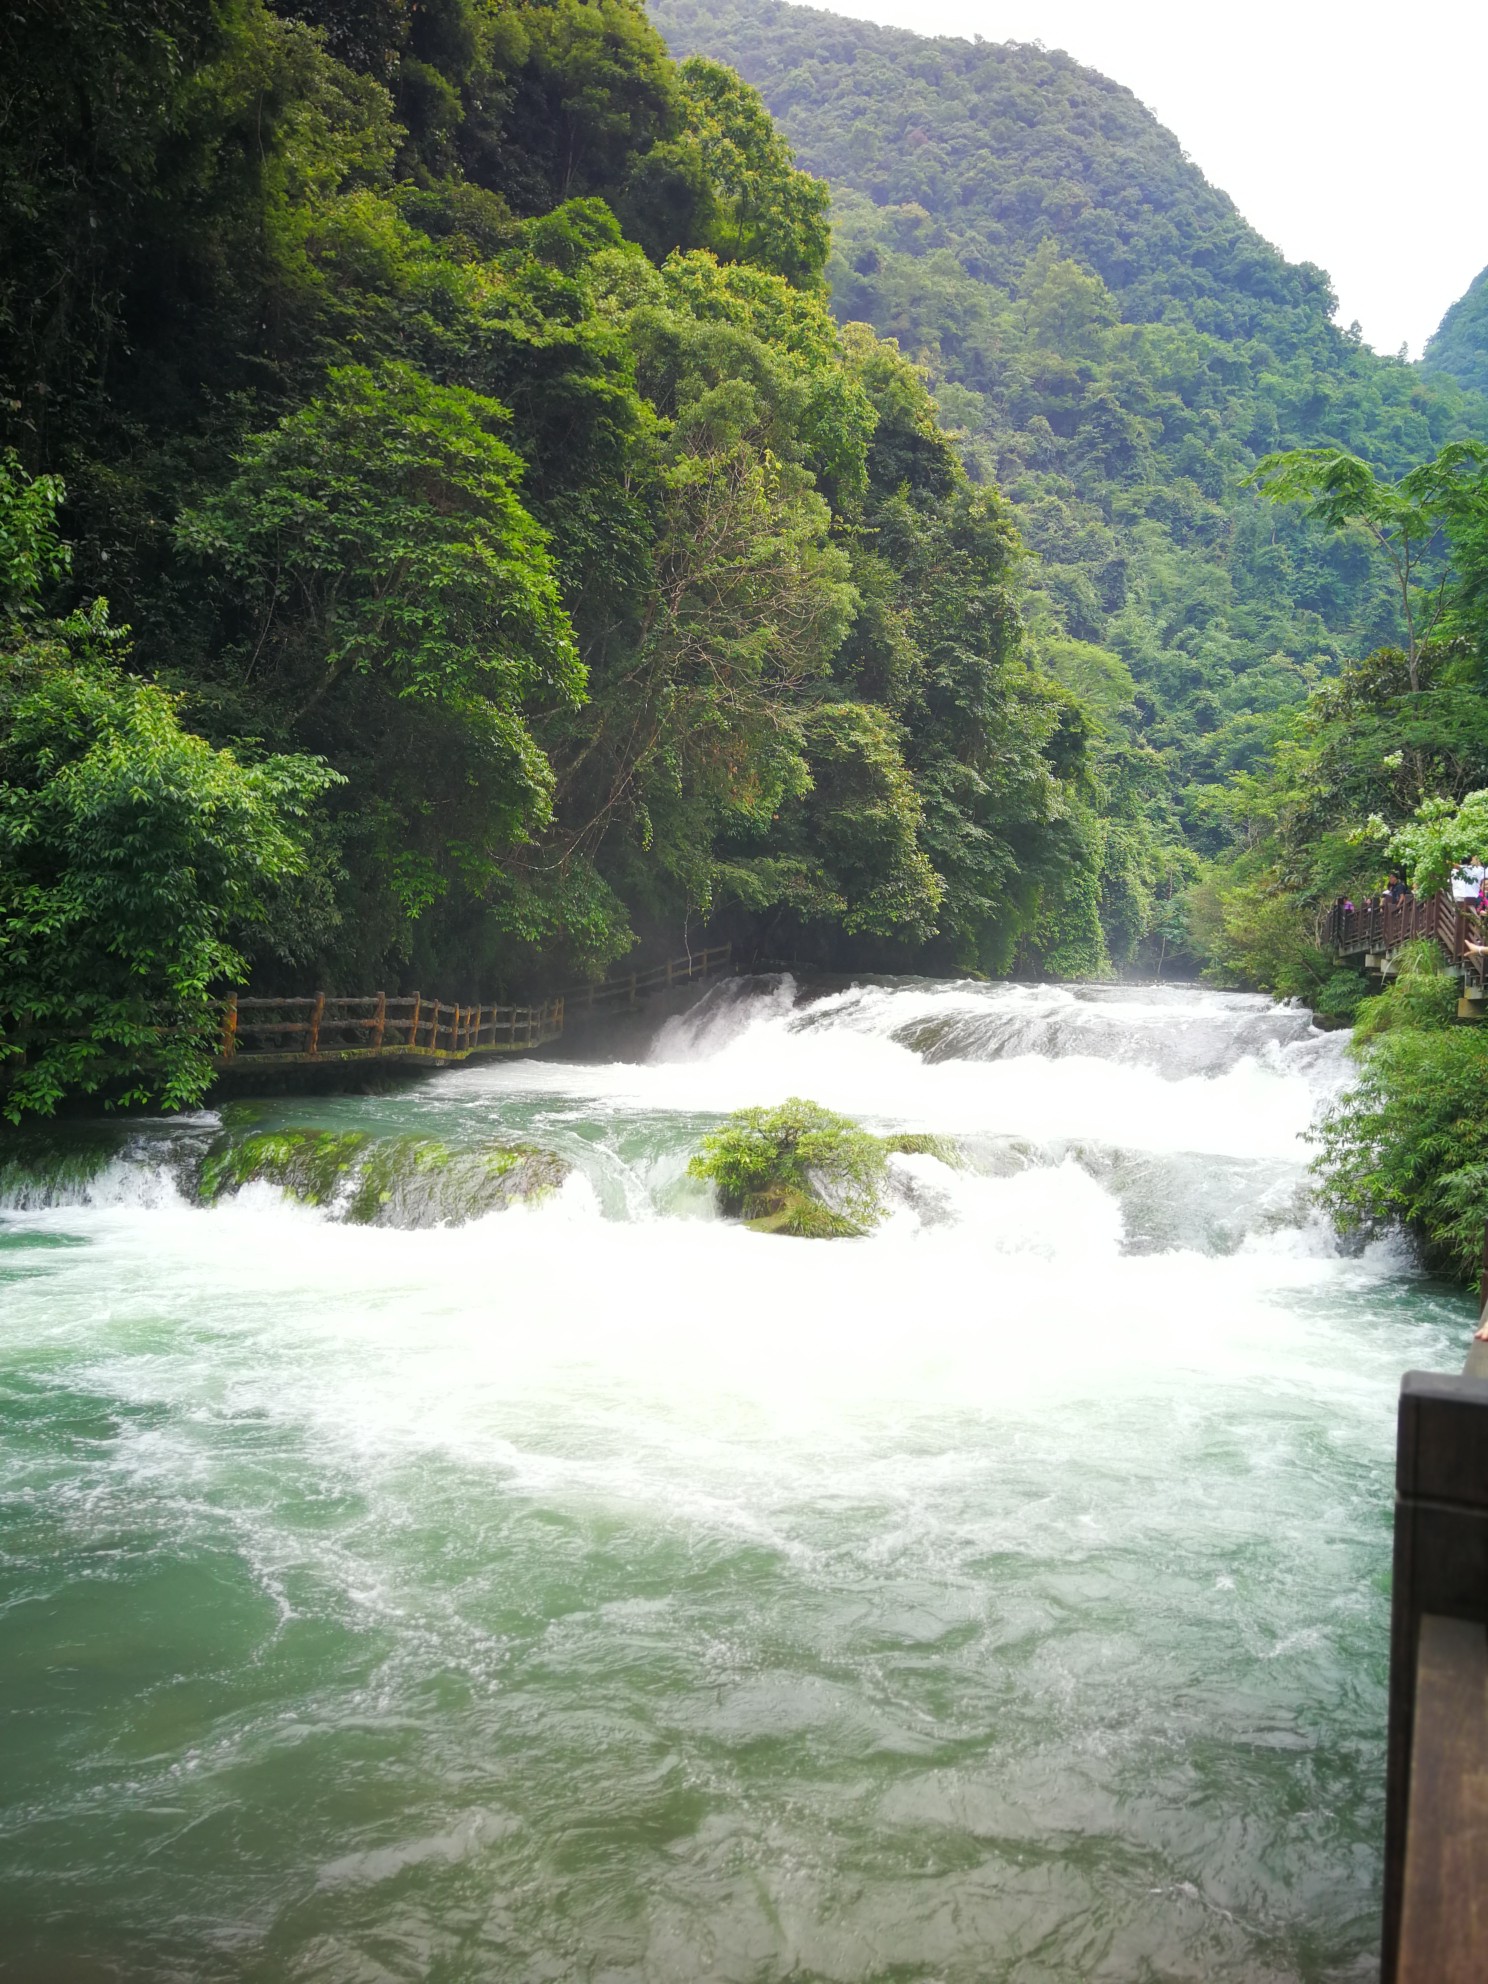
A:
<box><xmin>1424</xmin><ymin>265</ymin><xmax>1488</xmax><ymax>398</ymax></box>
<box><xmin>650</xmin><ymin>0</ymin><xmax>1488</xmax><ymax>846</ymax></box>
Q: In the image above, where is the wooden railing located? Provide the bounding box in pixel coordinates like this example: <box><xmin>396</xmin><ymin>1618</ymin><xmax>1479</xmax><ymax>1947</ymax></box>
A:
<box><xmin>1329</xmin><ymin>893</ymin><xmax>1488</xmax><ymax>996</ymax></box>
<box><xmin>219</xmin><ymin>992</ymin><xmax>564</xmax><ymax>1064</ymax></box>
<box><xmin>215</xmin><ymin>944</ymin><xmax>732</xmax><ymax>1067</ymax></box>
<box><xmin>561</xmin><ymin>944</ymin><xmax>734</xmax><ymax>1019</ymax></box>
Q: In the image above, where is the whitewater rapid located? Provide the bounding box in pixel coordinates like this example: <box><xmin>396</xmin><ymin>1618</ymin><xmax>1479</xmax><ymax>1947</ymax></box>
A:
<box><xmin>0</xmin><ymin>975</ymin><xmax>1470</xmax><ymax>1982</ymax></box>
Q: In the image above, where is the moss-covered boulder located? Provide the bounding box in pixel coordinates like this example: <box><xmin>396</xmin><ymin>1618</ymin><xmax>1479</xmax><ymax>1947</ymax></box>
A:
<box><xmin>342</xmin><ymin>1136</ymin><xmax>567</xmax><ymax>1228</ymax></box>
<box><xmin>200</xmin><ymin>1128</ymin><xmax>568</xmax><ymax>1227</ymax></box>
<box><xmin>201</xmin><ymin>1130</ymin><xmax>371</xmax><ymax>1207</ymax></box>
<box><xmin>880</xmin><ymin>1132</ymin><xmax>964</xmax><ymax>1167</ymax></box>
<box><xmin>0</xmin><ymin>1124</ymin><xmax>130</xmax><ymax>1209</ymax></box>
<box><xmin>689</xmin><ymin>1097</ymin><xmax>892</xmax><ymax>1238</ymax></box>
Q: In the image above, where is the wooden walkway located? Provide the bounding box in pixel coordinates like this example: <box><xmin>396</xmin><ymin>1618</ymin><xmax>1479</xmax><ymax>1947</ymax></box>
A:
<box><xmin>1329</xmin><ymin>894</ymin><xmax>1488</xmax><ymax>1017</ymax></box>
<box><xmin>1383</xmin><ymin>1248</ymin><xmax>1488</xmax><ymax>1983</ymax></box>
<box><xmin>217</xmin><ymin>944</ymin><xmax>733</xmax><ymax>1069</ymax></box>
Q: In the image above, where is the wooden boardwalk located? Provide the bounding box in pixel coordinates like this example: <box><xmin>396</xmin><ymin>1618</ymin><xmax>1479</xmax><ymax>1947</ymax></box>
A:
<box><xmin>1329</xmin><ymin>894</ymin><xmax>1488</xmax><ymax>1017</ymax></box>
<box><xmin>217</xmin><ymin>944</ymin><xmax>733</xmax><ymax>1069</ymax></box>
<box><xmin>1383</xmin><ymin>1257</ymin><xmax>1488</xmax><ymax>1983</ymax></box>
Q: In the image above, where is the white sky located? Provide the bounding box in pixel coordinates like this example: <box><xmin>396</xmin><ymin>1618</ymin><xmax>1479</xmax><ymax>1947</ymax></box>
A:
<box><xmin>799</xmin><ymin>0</ymin><xmax>1487</xmax><ymax>359</ymax></box>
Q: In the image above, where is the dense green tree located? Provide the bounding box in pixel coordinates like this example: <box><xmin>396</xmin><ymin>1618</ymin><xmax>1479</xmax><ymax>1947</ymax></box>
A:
<box><xmin>1248</xmin><ymin>444</ymin><xmax>1488</xmax><ymax>690</ymax></box>
<box><xmin>0</xmin><ymin>460</ymin><xmax>334</xmax><ymax>1118</ymax></box>
<box><xmin>1423</xmin><ymin>265</ymin><xmax>1488</xmax><ymax>400</ymax></box>
<box><xmin>677</xmin><ymin>58</ymin><xmax>830</xmax><ymax>286</ymax></box>
<box><xmin>1190</xmin><ymin>439</ymin><xmax>1488</xmax><ymax>1022</ymax></box>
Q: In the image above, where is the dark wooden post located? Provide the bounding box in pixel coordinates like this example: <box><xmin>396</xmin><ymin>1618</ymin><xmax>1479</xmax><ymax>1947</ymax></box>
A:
<box><xmin>409</xmin><ymin>992</ymin><xmax>422</xmax><ymax>1049</ymax></box>
<box><xmin>1382</xmin><ymin>1371</ymin><xmax>1488</xmax><ymax>1980</ymax></box>
<box><xmin>372</xmin><ymin>991</ymin><xmax>386</xmax><ymax>1052</ymax></box>
<box><xmin>220</xmin><ymin>992</ymin><xmax>239</xmax><ymax>1061</ymax></box>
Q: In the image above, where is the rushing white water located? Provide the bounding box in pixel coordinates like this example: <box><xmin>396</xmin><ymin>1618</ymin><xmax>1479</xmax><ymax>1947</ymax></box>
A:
<box><xmin>0</xmin><ymin>975</ymin><xmax>1471</xmax><ymax>1983</ymax></box>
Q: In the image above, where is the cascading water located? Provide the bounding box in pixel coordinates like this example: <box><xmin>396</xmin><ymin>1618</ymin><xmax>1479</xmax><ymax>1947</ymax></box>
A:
<box><xmin>0</xmin><ymin>975</ymin><xmax>1471</xmax><ymax>1982</ymax></box>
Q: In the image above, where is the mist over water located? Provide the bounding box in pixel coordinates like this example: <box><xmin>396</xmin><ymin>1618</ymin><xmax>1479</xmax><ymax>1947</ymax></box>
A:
<box><xmin>0</xmin><ymin>976</ymin><xmax>1470</xmax><ymax>1982</ymax></box>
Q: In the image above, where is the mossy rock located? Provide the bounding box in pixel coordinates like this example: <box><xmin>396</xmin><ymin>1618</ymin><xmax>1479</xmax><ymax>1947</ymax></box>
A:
<box><xmin>200</xmin><ymin>1129</ymin><xmax>372</xmax><ymax>1207</ymax></box>
<box><xmin>689</xmin><ymin>1100</ymin><xmax>972</xmax><ymax>1238</ymax></box>
<box><xmin>342</xmin><ymin>1136</ymin><xmax>568</xmax><ymax>1229</ymax></box>
<box><xmin>200</xmin><ymin>1128</ymin><xmax>568</xmax><ymax>1227</ymax></box>
<box><xmin>740</xmin><ymin>1185</ymin><xmax>866</xmax><ymax>1239</ymax></box>
<box><xmin>0</xmin><ymin>1124</ymin><xmax>127</xmax><ymax>1209</ymax></box>
<box><xmin>881</xmin><ymin>1132</ymin><xmax>964</xmax><ymax>1167</ymax></box>
<box><xmin>690</xmin><ymin>1097</ymin><xmax>889</xmax><ymax>1238</ymax></box>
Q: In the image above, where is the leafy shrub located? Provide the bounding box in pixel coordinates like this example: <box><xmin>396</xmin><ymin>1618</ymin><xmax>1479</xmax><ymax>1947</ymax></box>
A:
<box><xmin>1311</xmin><ymin>970</ymin><xmax>1371</xmax><ymax>1025</ymax></box>
<box><xmin>688</xmin><ymin>1095</ymin><xmax>889</xmax><ymax>1236</ymax></box>
<box><xmin>1351</xmin><ymin>942</ymin><xmax>1459</xmax><ymax>1044</ymax></box>
<box><xmin>0</xmin><ymin>459</ymin><xmax>337</xmax><ymax>1119</ymax></box>
<box><xmin>1314</xmin><ymin>996</ymin><xmax>1488</xmax><ymax>1279</ymax></box>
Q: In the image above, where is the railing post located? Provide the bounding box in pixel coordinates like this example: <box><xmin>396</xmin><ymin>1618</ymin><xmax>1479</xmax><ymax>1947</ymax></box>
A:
<box><xmin>220</xmin><ymin>992</ymin><xmax>238</xmax><ymax>1062</ymax></box>
<box><xmin>307</xmin><ymin>991</ymin><xmax>325</xmax><ymax>1057</ymax></box>
<box><xmin>372</xmin><ymin>991</ymin><xmax>386</xmax><ymax>1052</ymax></box>
<box><xmin>1382</xmin><ymin>1369</ymin><xmax>1488</xmax><ymax>1981</ymax></box>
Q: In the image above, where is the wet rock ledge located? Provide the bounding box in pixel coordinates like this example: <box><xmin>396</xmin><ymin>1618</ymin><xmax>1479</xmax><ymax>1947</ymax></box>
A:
<box><xmin>201</xmin><ymin>1129</ymin><xmax>568</xmax><ymax>1228</ymax></box>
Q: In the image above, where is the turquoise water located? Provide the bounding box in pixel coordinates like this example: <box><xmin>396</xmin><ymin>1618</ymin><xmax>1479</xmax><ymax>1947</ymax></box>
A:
<box><xmin>0</xmin><ymin>977</ymin><xmax>1470</xmax><ymax>1982</ymax></box>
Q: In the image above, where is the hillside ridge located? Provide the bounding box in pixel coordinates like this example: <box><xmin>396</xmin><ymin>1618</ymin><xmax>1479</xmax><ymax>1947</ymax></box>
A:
<box><xmin>650</xmin><ymin>0</ymin><xmax>1488</xmax><ymax>869</ymax></box>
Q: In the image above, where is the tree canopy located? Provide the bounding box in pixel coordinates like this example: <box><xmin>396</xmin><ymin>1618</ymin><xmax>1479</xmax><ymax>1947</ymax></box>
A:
<box><xmin>0</xmin><ymin>0</ymin><xmax>1111</xmax><ymax>1110</ymax></box>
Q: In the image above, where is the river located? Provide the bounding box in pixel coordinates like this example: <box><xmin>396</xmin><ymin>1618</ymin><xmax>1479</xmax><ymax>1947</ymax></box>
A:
<box><xmin>0</xmin><ymin>975</ymin><xmax>1471</xmax><ymax>1982</ymax></box>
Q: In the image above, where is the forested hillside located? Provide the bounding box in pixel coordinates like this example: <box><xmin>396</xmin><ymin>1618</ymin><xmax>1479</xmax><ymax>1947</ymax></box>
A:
<box><xmin>650</xmin><ymin>0</ymin><xmax>1488</xmax><ymax>867</ymax></box>
<box><xmin>1</xmin><ymin>0</ymin><xmax>1128</xmax><ymax>1116</ymax></box>
<box><xmin>1425</xmin><ymin>266</ymin><xmax>1488</xmax><ymax>398</ymax></box>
